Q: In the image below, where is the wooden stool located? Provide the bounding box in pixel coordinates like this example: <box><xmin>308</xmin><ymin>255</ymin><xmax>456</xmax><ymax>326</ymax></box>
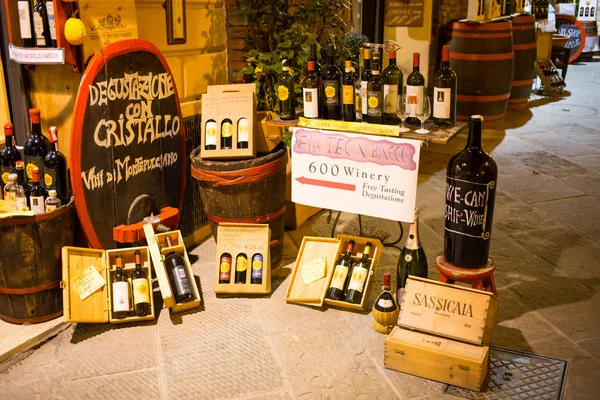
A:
<box><xmin>435</xmin><ymin>255</ymin><xmax>498</xmax><ymax>297</ymax></box>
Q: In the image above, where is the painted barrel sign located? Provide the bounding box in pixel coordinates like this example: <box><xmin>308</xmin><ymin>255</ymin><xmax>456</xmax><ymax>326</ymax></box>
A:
<box><xmin>71</xmin><ymin>40</ymin><xmax>185</xmax><ymax>249</ymax></box>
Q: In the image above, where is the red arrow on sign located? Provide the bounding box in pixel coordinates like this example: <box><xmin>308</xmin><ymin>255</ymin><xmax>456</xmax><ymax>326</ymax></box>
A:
<box><xmin>295</xmin><ymin>176</ymin><xmax>356</xmax><ymax>191</ymax></box>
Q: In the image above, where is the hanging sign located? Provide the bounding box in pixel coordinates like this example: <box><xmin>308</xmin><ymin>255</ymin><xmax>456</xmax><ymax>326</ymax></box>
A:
<box><xmin>71</xmin><ymin>39</ymin><xmax>185</xmax><ymax>249</ymax></box>
<box><xmin>291</xmin><ymin>128</ymin><xmax>421</xmax><ymax>223</ymax></box>
<box><xmin>386</xmin><ymin>0</ymin><xmax>424</xmax><ymax>27</ymax></box>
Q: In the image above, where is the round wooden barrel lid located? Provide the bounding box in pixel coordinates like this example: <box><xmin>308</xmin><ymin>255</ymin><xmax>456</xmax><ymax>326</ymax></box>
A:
<box><xmin>70</xmin><ymin>39</ymin><xmax>185</xmax><ymax>249</ymax></box>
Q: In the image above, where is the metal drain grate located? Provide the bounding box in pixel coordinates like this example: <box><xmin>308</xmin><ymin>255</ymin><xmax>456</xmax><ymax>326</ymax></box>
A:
<box><xmin>445</xmin><ymin>347</ymin><xmax>568</xmax><ymax>400</ymax></box>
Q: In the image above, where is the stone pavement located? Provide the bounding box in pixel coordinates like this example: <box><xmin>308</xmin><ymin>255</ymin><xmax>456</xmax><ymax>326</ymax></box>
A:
<box><xmin>2</xmin><ymin>62</ymin><xmax>600</xmax><ymax>400</ymax></box>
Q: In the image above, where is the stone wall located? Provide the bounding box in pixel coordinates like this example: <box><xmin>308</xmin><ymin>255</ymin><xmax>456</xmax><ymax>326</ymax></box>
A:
<box><xmin>225</xmin><ymin>0</ymin><xmax>249</xmax><ymax>82</ymax></box>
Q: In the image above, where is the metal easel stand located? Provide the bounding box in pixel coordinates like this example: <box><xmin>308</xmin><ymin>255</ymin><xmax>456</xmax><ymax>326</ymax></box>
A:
<box><xmin>327</xmin><ymin>210</ymin><xmax>404</xmax><ymax>251</ymax></box>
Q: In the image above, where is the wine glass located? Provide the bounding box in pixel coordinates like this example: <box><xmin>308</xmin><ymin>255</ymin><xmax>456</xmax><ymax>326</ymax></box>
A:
<box><xmin>396</xmin><ymin>95</ymin><xmax>411</xmax><ymax>133</ymax></box>
<box><xmin>415</xmin><ymin>96</ymin><xmax>431</xmax><ymax>134</ymax></box>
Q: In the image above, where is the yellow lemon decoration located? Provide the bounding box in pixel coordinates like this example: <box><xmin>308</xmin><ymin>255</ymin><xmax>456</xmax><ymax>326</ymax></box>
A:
<box><xmin>222</xmin><ymin>122</ymin><xmax>233</xmax><ymax>138</ymax></box>
<box><xmin>64</xmin><ymin>18</ymin><xmax>86</xmax><ymax>46</ymax></box>
<box><xmin>1</xmin><ymin>172</ymin><xmax>9</xmax><ymax>184</ymax></box>
<box><xmin>236</xmin><ymin>257</ymin><xmax>247</xmax><ymax>271</ymax></box>
<box><xmin>25</xmin><ymin>163</ymin><xmax>37</xmax><ymax>180</ymax></box>
<box><xmin>44</xmin><ymin>173</ymin><xmax>53</xmax><ymax>187</ymax></box>
<box><xmin>252</xmin><ymin>259</ymin><xmax>262</xmax><ymax>271</ymax></box>
<box><xmin>220</xmin><ymin>261</ymin><xmax>231</xmax><ymax>273</ymax></box>
<box><xmin>278</xmin><ymin>85</ymin><xmax>289</xmax><ymax>101</ymax></box>
<box><xmin>368</xmin><ymin>96</ymin><xmax>379</xmax><ymax>109</ymax></box>
<box><xmin>325</xmin><ymin>85</ymin><xmax>336</xmax><ymax>98</ymax></box>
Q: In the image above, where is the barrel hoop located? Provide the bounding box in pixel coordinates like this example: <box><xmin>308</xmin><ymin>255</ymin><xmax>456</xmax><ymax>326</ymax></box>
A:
<box><xmin>450</xmin><ymin>51</ymin><xmax>514</xmax><ymax>61</ymax></box>
<box><xmin>191</xmin><ymin>153</ymin><xmax>288</xmax><ymax>186</ymax></box>
<box><xmin>512</xmin><ymin>25</ymin><xmax>535</xmax><ymax>30</ymax></box>
<box><xmin>512</xmin><ymin>79</ymin><xmax>534</xmax><ymax>87</ymax></box>
<box><xmin>205</xmin><ymin>205</ymin><xmax>286</xmax><ymax>224</ymax></box>
<box><xmin>458</xmin><ymin>113</ymin><xmax>505</xmax><ymax>122</ymax></box>
<box><xmin>0</xmin><ymin>202</ymin><xmax>72</xmax><ymax>226</ymax></box>
<box><xmin>0</xmin><ymin>310</ymin><xmax>63</xmax><ymax>324</ymax></box>
<box><xmin>450</xmin><ymin>32</ymin><xmax>512</xmax><ymax>39</ymax></box>
<box><xmin>457</xmin><ymin>93</ymin><xmax>511</xmax><ymax>102</ymax></box>
<box><xmin>452</xmin><ymin>22</ymin><xmax>512</xmax><ymax>31</ymax></box>
<box><xmin>508</xmin><ymin>98</ymin><xmax>528</xmax><ymax>104</ymax></box>
<box><xmin>513</xmin><ymin>43</ymin><xmax>537</xmax><ymax>51</ymax></box>
<box><xmin>0</xmin><ymin>280</ymin><xmax>61</xmax><ymax>295</ymax></box>
<box><xmin>512</xmin><ymin>16</ymin><xmax>535</xmax><ymax>24</ymax></box>
<box><xmin>270</xmin><ymin>237</ymin><xmax>284</xmax><ymax>247</ymax></box>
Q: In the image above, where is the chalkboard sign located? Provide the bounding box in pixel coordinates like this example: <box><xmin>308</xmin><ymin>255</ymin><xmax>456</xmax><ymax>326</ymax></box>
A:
<box><xmin>556</xmin><ymin>15</ymin><xmax>585</xmax><ymax>63</ymax></box>
<box><xmin>386</xmin><ymin>0</ymin><xmax>424</xmax><ymax>27</ymax></box>
<box><xmin>71</xmin><ymin>39</ymin><xmax>185</xmax><ymax>249</ymax></box>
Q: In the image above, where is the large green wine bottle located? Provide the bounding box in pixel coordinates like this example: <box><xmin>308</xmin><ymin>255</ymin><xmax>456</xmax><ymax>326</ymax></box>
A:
<box><xmin>396</xmin><ymin>208</ymin><xmax>428</xmax><ymax>304</ymax></box>
<box><xmin>278</xmin><ymin>58</ymin><xmax>296</xmax><ymax>120</ymax></box>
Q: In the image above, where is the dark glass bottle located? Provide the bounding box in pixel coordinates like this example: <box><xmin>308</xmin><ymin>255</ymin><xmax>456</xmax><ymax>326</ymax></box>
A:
<box><xmin>29</xmin><ymin>167</ymin><xmax>47</xmax><ymax>214</ymax></box>
<box><xmin>396</xmin><ymin>208</ymin><xmax>428</xmax><ymax>304</ymax></box>
<box><xmin>406</xmin><ymin>53</ymin><xmax>425</xmax><ymax>126</ymax></box>
<box><xmin>221</xmin><ymin>119</ymin><xmax>233</xmax><ymax>149</ymax></box>
<box><xmin>164</xmin><ymin>236</ymin><xmax>195</xmax><ymax>303</ymax></box>
<box><xmin>219</xmin><ymin>252</ymin><xmax>232</xmax><ymax>283</ymax></box>
<box><xmin>112</xmin><ymin>255</ymin><xmax>130</xmax><ymax>319</ymax></box>
<box><xmin>44</xmin><ymin>126</ymin><xmax>68</xmax><ymax>202</ymax></box>
<box><xmin>382</xmin><ymin>46</ymin><xmax>403</xmax><ymax>125</ymax></box>
<box><xmin>278</xmin><ymin>59</ymin><xmax>296</xmax><ymax>120</ymax></box>
<box><xmin>45</xmin><ymin>0</ymin><xmax>56</xmax><ymax>47</ymax></box>
<box><xmin>342</xmin><ymin>59</ymin><xmax>356</xmax><ymax>122</ymax></box>
<box><xmin>374</xmin><ymin>272</ymin><xmax>398</xmax><ymax>313</ymax></box>
<box><xmin>361</xmin><ymin>47</ymin><xmax>373</xmax><ymax>121</ymax></box>
<box><xmin>308</xmin><ymin>42</ymin><xmax>323</xmax><ymax>79</ymax></box>
<box><xmin>24</xmin><ymin>108</ymin><xmax>49</xmax><ymax>185</ymax></box>
<box><xmin>205</xmin><ymin>120</ymin><xmax>217</xmax><ymax>150</ymax></box>
<box><xmin>0</xmin><ymin>123</ymin><xmax>22</xmax><ymax>198</ymax></box>
<box><xmin>15</xmin><ymin>161</ymin><xmax>30</xmax><ymax>209</ymax></box>
<box><xmin>17</xmin><ymin>0</ymin><xmax>35</xmax><ymax>47</ymax></box>
<box><xmin>132</xmin><ymin>250</ymin><xmax>151</xmax><ymax>317</ymax></box>
<box><xmin>326</xmin><ymin>240</ymin><xmax>355</xmax><ymax>300</ymax></box>
<box><xmin>234</xmin><ymin>253</ymin><xmax>248</xmax><ymax>284</ymax></box>
<box><xmin>250</xmin><ymin>253</ymin><xmax>263</xmax><ymax>284</ymax></box>
<box><xmin>366</xmin><ymin>55</ymin><xmax>384</xmax><ymax>124</ymax></box>
<box><xmin>444</xmin><ymin>115</ymin><xmax>498</xmax><ymax>269</ymax></box>
<box><xmin>321</xmin><ymin>45</ymin><xmax>342</xmax><ymax>120</ymax></box>
<box><xmin>433</xmin><ymin>45</ymin><xmax>457</xmax><ymax>128</ymax></box>
<box><xmin>237</xmin><ymin>118</ymin><xmax>249</xmax><ymax>149</ymax></box>
<box><xmin>303</xmin><ymin>61</ymin><xmax>320</xmax><ymax>118</ymax></box>
<box><xmin>32</xmin><ymin>0</ymin><xmax>52</xmax><ymax>47</ymax></box>
<box><xmin>345</xmin><ymin>242</ymin><xmax>373</xmax><ymax>304</ymax></box>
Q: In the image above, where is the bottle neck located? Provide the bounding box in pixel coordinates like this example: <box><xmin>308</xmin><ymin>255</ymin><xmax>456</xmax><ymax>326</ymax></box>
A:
<box><xmin>412</xmin><ymin>65</ymin><xmax>420</xmax><ymax>73</ymax></box>
<box><xmin>404</xmin><ymin>216</ymin><xmax>422</xmax><ymax>250</ymax></box>
<box><xmin>54</xmin><ymin>141</ymin><xmax>59</xmax><ymax>152</ymax></box>
<box><xmin>362</xmin><ymin>246</ymin><xmax>372</xmax><ymax>260</ymax></box>
<box><xmin>327</xmin><ymin>54</ymin><xmax>334</xmax><ymax>65</ymax></box>
<box><xmin>467</xmin><ymin>119</ymin><xmax>483</xmax><ymax>148</ymax></box>
<box><xmin>441</xmin><ymin>60</ymin><xmax>449</xmax><ymax>69</ymax></box>
<box><xmin>364</xmin><ymin>58</ymin><xmax>371</xmax><ymax>70</ymax></box>
<box><xmin>388</xmin><ymin>57</ymin><xmax>396</xmax><ymax>67</ymax></box>
<box><xmin>31</xmin><ymin>122</ymin><xmax>42</xmax><ymax>137</ymax></box>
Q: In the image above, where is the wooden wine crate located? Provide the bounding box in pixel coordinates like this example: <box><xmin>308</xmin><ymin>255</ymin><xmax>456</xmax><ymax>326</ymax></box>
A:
<box><xmin>214</xmin><ymin>223</ymin><xmax>271</xmax><ymax>294</ymax></box>
<box><xmin>144</xmin><ymin>225</ymin><xmax>201</xmax><ymax>313</ymax></box>
<box><xmin>397</xmin><ymin>277</ymin><xmax>498</xmax><ymax>346</ymax></box>
<box><xmin>200</xmin><ymin>84</ymin><xmax>257</xmax><ymax>160</ymax></box>
<box><xmin>384</xmin><ymin>326</ymin><xmax>489</xmax><ymax>391</ymax></box>
<box><xmin>61</xmin><ymin>246</ymin><xmax>155</xmax><ymax>324</ymax></box>
<box><xmin>285</xmin><ymin>235</ymin><xmax>382</xmax><ymax>311</ymax></box>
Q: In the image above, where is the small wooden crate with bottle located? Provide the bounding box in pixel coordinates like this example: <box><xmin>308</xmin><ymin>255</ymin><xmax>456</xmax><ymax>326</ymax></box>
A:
<box><xmin>285</xmin><ymin>235</ymin><xmax>382</xmax><ymax>311</ymax></box>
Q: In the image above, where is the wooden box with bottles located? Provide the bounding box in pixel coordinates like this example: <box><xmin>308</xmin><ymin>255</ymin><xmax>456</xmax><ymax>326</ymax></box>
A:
<box><xmin>285</xmin><ymin>235</ymin><xmax>382</xmax><ymax>311</ymax></box>
<box><xmin>397</xmin><ymin>277</ymin><xmax>498</xmax><ymax>346</ymax></box>
<box><xmin>61</xmin><ymin>246</ymin><xmax>155</xmax><ymax>324</ymax></box>
<box><xmin>384</xmin><ymin>326</ymin><xmax>489</xmax><ymax>391</ymax></box>
<box><xmin>200</xmin><ymin>84</ymin><xmax>256</xmax><ymax>160</ymax></box>
<box><xmin>214</xmin><ymin>223</ymin><xmax>271</xmax><ymax>295</ymax></box>
<box><xmin>144</xmin><ymin>226</ymin><xmax>201</xmax><ymax>313</ymax></box>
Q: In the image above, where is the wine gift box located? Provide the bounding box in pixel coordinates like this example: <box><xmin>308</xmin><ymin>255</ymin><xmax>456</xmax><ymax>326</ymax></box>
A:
<box><xmin>397</xmin><ymin>277</ymin><xmax>498</xmax><ymax>346</ymax></box>
<box><xmin>285</xmin><ymin>235</ymin><xmax>382</xmax><ymax>311</ymax></box>
<box><xmin>61</xmin><ymin>246</ymin><xmax>156</xmax><ymax>324</ymax></box>
<box><xmin>144</xmin><ymin>225</ymin><xmax>202</xmax><ymax>313</ymax></box>
<box><xmin>214</xmin><ymin>223</ymin><xmax>271</xmax><ymax>295</ymax></box>
<box><xmin>200</xmin><ymin>83</ymin><xmax>257</xmax><ymax>160</ymax></box>
<box><xmin>384</xmin><ymin>326</ymin><xmax>489</xmax><ymax>391</ymax></box>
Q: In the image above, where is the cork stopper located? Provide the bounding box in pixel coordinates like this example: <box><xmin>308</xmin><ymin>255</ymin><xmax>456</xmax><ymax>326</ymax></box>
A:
<box><xmin>413</xmin><ymin>52</ymin><xmax>420</xmax><ymax>67</ymax></box>
<box><xmin>29</xmin><ymin>108</ymin><xmax>41</xmax><ymax>124</ymax></box>
<box><xmin>3</xmin><ymin>122</ymin><xmax>13</xmax><ymax>136</ymax></box>
<box><xmin>442</xmin><ymin>45</ymin><xmax>450</xmax><ymax>62</ymax></box>
<box><xmin>388</xmin><ymin>46</ymin><xmax>396</xmax><ymax>59</ymax></box>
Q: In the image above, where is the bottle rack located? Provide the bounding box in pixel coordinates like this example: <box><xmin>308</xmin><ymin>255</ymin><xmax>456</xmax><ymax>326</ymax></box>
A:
<box><xmin>536</xmin><ymin>60</ymin><xmax>566</xmax><ymax>93</ymax></box>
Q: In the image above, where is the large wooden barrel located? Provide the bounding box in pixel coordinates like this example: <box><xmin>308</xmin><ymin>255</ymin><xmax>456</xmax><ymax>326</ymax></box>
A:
<box><xmin>0</xmin><ymin>199</ymin><xmax>74</xmax><ymax>324</ymax></box>
<box><xmin>449</xmin><ymin>21</ymin><xmax>514</xmax><ymax>127</ymax></box>
<box><xmin>578</xmin><ymin>21</ymin><xmax>598</xmax><ymax>62</ymax></box>
<box><xmin>508</xmin><ymin>15</ymin><xmax>536</xmax><ymax>110</ymax></box>
<box><xmin>191</xmin><ymin>143</ymin><xmax>288</xmax><ymax>265</ymax></box>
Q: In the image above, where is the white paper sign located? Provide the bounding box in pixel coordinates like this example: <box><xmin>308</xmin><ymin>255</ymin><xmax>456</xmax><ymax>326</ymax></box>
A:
<box><xmin>9</xmin><ymin>45</ymin><xmax>65</xmax><ymax>64</ymax></box>
<box><xmin>291</xmin><ymin>128</ymin><xmax>421</xmax><ymax>223</ymax></box>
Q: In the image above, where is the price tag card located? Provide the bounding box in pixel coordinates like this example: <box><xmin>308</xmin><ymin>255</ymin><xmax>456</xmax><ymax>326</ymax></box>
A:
<box><xmin>302</xmin><ymin>256</ymin><xmax>327</xmax><ymax>285</ymax></box>
<box><xmin>76</xmin><ymin>265</ymin><xmax>106</xmax><ymax>301</ymax></box>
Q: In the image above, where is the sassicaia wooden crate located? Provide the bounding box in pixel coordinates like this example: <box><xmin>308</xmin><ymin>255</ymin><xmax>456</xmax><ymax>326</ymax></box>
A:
<box><xmin>62</xmin><ymin>246</ymin><xmax>155</xmax><ymax>324</ymax></box>
<box><xmin>384</xmin><ymin>326</ymin><xmax>489</xmax><ymax>391</ymax></box>
<box><xmin>398</xmin><ymin>276</ymin><xmax>498</xmax><ymax>346</ymax></box>
<box><xmin>285</xmin><ymin>235</ymin><xmax>382</xmax><ymax>311</ymax></box>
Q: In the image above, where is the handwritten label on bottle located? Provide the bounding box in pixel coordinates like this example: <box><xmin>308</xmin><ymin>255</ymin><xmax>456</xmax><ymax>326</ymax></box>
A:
<box><xmin>444</xmin><ymin>177</ymin><xmax>495</xmax><ymax>240</ymax></box>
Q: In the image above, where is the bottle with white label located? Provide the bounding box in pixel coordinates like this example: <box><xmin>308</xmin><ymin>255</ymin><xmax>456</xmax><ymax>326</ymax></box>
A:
<box><xmin>204</xmin><ymin>120</ymin><xmax>217</xmax><ymax>150</ymax></box>
<box><xmin>17</xmin><ymin>0</ymin><xmax>35</xmax><ymax>47</ymax></box>
<box><xmin>32</xmin><ymin>0</ymin><xmax>52</xmax><ymax>47</ymax></box>
<box><xmin>372</xmin><ymin>272</ymin><xmax>399</xmax><ymax>334</ymax></box>
<box><xmin>237</xmin><ymin>118</ymin><xmax>249</xmax><ymax>149</ymax></box>
<box><xmin>345</xmin><ymin>242</ymin><xmax>373</xmax><ymax>304</ymax></box>
<box><xmin>28</xmin><ymin>167</ymin><xmax>47</xmax><ymax>214</ymax></box>
<box><xmin>326</xmin><ymin>240</ymin><xmax>355</xmax><ymax>300</ymax></box>
<box><xmin>433</xmin><ymin>45</ymin><xmax>457</xmax><ymax>127</ymax></box>
<box><xmin>361</xmin><ymin>47</ymin><xmax>373</xmax><ymax>121</ymax></box>
<box><xmin>406</xmin><ymin>52</ymin><xmax>425</xmax><ymax>126</ymax></box>
<box><xmin>303</xmin><ymin>60</ymin><xmax>320</xmax><ymax>118</ymax></box>
<box><xmin>45</xmin><ymin>189</ymin><xmax>61</xmax><ymax>212</ymax></box>
<box><xmin>112</xmin><ymin>255</ymin><xmax>131</xmax><ymax>319</ymax></box>
<box><xmin>45</xmin><ymin>0</ymin><xmax>56</xmax><ymax>47</ymax></box>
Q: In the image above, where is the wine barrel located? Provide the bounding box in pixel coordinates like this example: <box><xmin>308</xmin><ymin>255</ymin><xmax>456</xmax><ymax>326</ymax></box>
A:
<box><xmin>578</xmin><ymin>21</ymin><xmax>598</xmax><ymax>62</ymax></box>
<box><xmin>191</xmin><ymin>143</ymin><xmax>288</xmax><ymax>265</ymax></box>
<box><xmin>0</xmin><ymin>199</ymin><xmax>74</xmax><ymax>324</ymax></box>
<box><xmin>449</xmin><ymin>21</ymin><xmax>514</xmax><ymax>127</ymax></box>
<box><xmin>508</xmin><ymin>15</ymin><xmax>536</xmax><ymax>110</ymax></box>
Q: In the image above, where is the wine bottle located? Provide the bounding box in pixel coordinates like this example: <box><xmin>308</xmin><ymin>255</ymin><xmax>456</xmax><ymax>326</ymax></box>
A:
<box><xmin>372</xmin><ymin>272</ymin><xmax>399</xmax><ymax>334</ymax></box>
<box><xmin>45</xmin><ymin>189</ymin><xmax>61</xmax><ymax>212</ymax></box>
<box><xmin>221</xmin><ymin>119</ymin><xmax>233</xmax><ymax>149</ymax></box>
<box><xmin>24</xmin><ymin>108</ymin><xmax>49</xmax><ymax>185</ymax></box>
<box><xmin>433</xmin><ymin>45</ymin><xmax>457</xmax><ymax>128</ymax></box>
<box><xmin>234</xmin><ymin>253</ymin><xmax>248</xmax><ymax>284</ymax></box>
<box><xmin>0</xmin><ymin>123</ymin><xmax>22</xmax><ymax>198</ymax></box>
<box><xmin>321</xmin><ymin>45</ymin><xmax>342</xmax><ymax>120</ymax></box>
<box><xmin>15</xmin><ymin>161</ymin><xmax>30</xmax><ymax>209</ymax></box>
<box><xmin>17</xmin><ymin>0</ymin><xmax>35</xmax><ymax>47</ymax></box>
<box><xmin>45</xmin><ymin>0</ymin><xmax>56</xmax><ymax>47</ymax></box>
<box><xmin>237</xmin><ymin>118</ymin><xmax>249</xmax><ymax>149</ymax></box>
<box><xmin>444</xmin><ymin>115</ymin><xmax>498</xmax><ymax>269</ymax></box>
<box><xmin>326</xmin><ymin>240</ymin><xmax>355</xmax><ymax>300</ymax></box>
<box><xmin>112</xmin><ymin>255</ymin><xmax>130</xmax><ymax>319</ymax></box>
<box><xmin>303</xmin><ymin>60</ymin><xmax>320</xmax><ymax>119</ymax></box>
<box><xmin>345</xmin><ymin>242</ymin><xmax>373</xmax><ymax>304</ymax></box>
<box><xmin>32</xmin><ymin>0</ymin><xmax>52</xmax><ymax>47</ymax></box>
<box><xmin>366</xmin><ymin>55</ymin><xmax>384</xmax><ymax>124</ymax></box>
<box><xmin>4</xmin><ymin>174</ymin><xmax>26</xmax><ymax>211</ymax></box>
<box><xmin>278</xmin><ymin>58</ymin><xmax>296</xmax><ymax>120</ymax></box>
<box><xmin>219</xmin><ymin>252</ymin><xmax>232</xmax><ymax>283</ymax></box>
<box><xmin>44</xmin><ymin>126</ymin><xmax>68</xmax><ymax>202</ymax></box>
<box><xmin>382</xmin><ymin>46</ymin><xmax>403</xmax><ymax>125</ymax></box>
<box><xmin>164</xmin><ymin>236</ymin><xmax>195</xmax><ymax>303</ymax></box>
<box><xmin>396</xmin><ymin>208</ymin><xmax>428</xmax><ymax>304</ymax></box>
<box><xmin>250</xmin><ymin>253</ymin><xmax>263</xmax><ymax>284</ymax></box>
<box><xmin>29</xmin><ymin>167</ymin><xmax>47</xmax><ymax>214</ymax></box>
<box><xmin>308</xmin><ymin>43</ymin><xmax>322</xmax><ymax>78</ymax></box>
<box><xmin>205</xmin><ymin>120</ymin><xmax>217</xmax><ymax>150</ymax></box>
<box><xmin>342</xmin><ymin>59</ymin><xmax>356</xmax><ymax>121</ymax></box>
<box><xmin>361</xmin><ymin>47</ymin><xmax>373</xmax><ymax>121</ymax></box>
<box><xmin>406</xmin><ymin>53</ymin><xmax>425</xmax><ymax>126</ymax></box>
<box><xmin>132</xmin><ymin>250</ymin><xmax>151</xmax><ymax>317</ymax></box>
